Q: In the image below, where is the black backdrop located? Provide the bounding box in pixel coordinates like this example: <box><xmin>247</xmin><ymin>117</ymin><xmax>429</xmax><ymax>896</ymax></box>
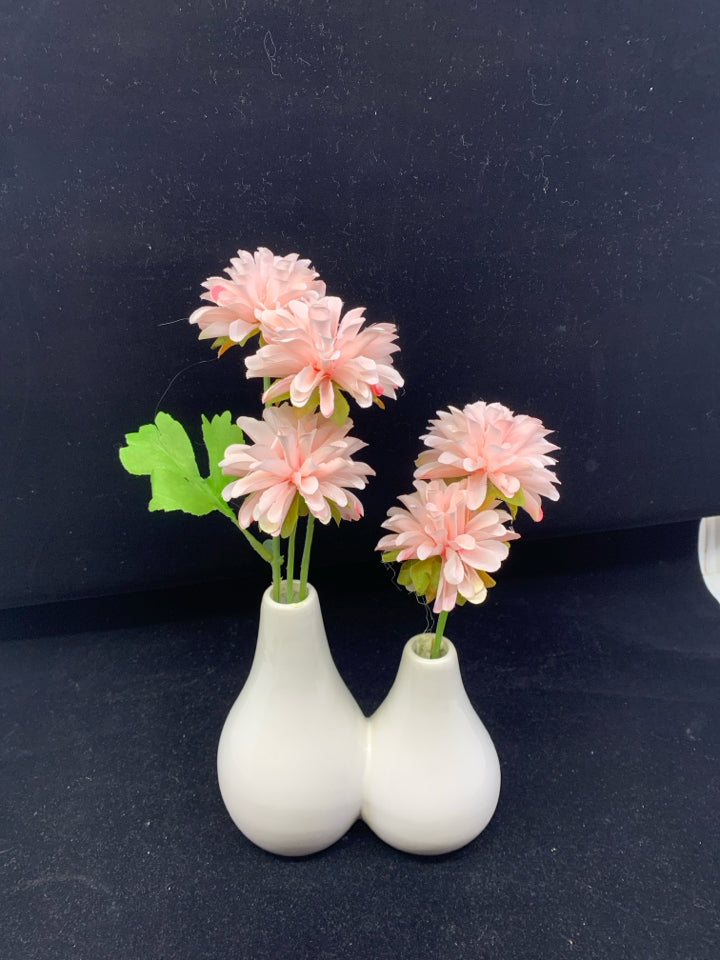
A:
<box><xmin>2</xmin><ymin>0</ymin><xmax>719</xmax><ymax>609</ymax></box>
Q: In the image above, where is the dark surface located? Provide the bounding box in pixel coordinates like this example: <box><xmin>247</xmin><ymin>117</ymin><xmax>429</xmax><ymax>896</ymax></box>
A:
<box><xmin>2</xmin><ymin>521</ymin><xmax>719</xmax><ymax>959</ymax></box>
<box><xmin>2</xmin><ymin>0</ymin><xmax>720</xmax><ymax>608</ymax></box>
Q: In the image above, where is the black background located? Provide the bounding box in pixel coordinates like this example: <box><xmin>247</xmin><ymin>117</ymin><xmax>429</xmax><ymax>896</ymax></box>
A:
<box><xmin>3</xmin><ymin>5</ymin><xmax>720</xmax><ymax>956</ymax></box>
<box><xmin>2</xmin><ymin>0</ymin><xmax>719</xmax><ymax>609</ymax></box>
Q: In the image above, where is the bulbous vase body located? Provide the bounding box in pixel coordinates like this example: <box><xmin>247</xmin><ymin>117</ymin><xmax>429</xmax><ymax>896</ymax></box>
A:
<box><xmin>362</xmin><ymin>634</ymin><xmax>501</xmax><ymax>855</ymax></box>
<box><xmin>217</xmin><ymin>584</ymin><xmax>366</xmax><ymax>856</ymax></box>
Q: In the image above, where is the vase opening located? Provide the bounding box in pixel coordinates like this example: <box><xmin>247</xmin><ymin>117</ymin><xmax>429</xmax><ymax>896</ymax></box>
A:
<box><xmin>411</xmin><ymin>633</ymin><xmax>449</xmax><ymax>659</ymax></box>
<box><xmin>263</xmin><ymin>581</ymin><xmax>315</xmax><ymax>608</ymax></box>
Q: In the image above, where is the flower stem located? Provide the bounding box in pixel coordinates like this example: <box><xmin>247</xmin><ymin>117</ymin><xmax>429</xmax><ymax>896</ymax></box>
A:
<box><xmin>271</xmin><ymin>536</ymin><xmax>282</xmax><ymax>602</ymax></box>
<box><xmin>298</xmin><ymin>514</ymin><xmax>315</xmax><ymax>601</ymax></box>
<box><xmin>261</xmin><ymin>372</ymin><xmax>282</xmax><ymax>598</ymax></box>
<box><xmin>236</xmin><ymin>524</ymin><xmax>273</xmax><ymax>564</ymax></box>
<box><xmin>286</xmin><ymin>524</ymin><xmax>297</xmax><ymax>602</ymax></box>
<box><xmin>431</xmin><ymin>609</ymin><xmax>449</xmax><ymax>659</ymax></box>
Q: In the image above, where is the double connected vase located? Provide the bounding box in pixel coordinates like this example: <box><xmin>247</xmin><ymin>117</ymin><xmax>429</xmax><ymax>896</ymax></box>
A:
<box><xmin>217</xmin><ymin>591</ymin><xmax>501</xmax><ymax>857</ymax></box>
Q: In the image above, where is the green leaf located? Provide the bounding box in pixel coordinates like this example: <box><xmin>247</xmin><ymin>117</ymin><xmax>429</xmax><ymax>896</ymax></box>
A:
<box><xmin>487</xmin><ymin>482</ymin><xmax>525</xmax><ymax>511</ymax></box>
<box><xmin>119</xmin><ymin>412</ymin><xmax>198</xmax><ymax>478</ymax></box>
<box><xmin>201</xmin><ymin>412</ymin><xmax>244</xmax><ymax>500</ymax></box>
<box><xmin>381</xmin><ymin>550</ymin><xmax>400</xmax><ymax>563</ymax></box>
<box><xmin>238</xmin><ymin>330</ymin><xmax>258</xmax><ymax>348</ymax></box>
<box><xmin>479</xmin><ymin>570</ymin><xmax>497</xmax><ymax>589</ymax></box>
<box><xmin>330</xmin><ymin>386</ymin><xmax>350</xmax><ymax>425</ymax></box>
<box><xmin>397</xmin><ymin>560</ymin><xmax>414</xmax><ymax>588</ymax></box>
<box><xmin>396</xmin><ymin>557</ymin><xmax>442</xmax><ymax>604</ymax></box>
<box><xmin>280</xmin><ymin>494</ymin><xmax>301</xmax><ymax>539</ymax></box>
<box><xmin>328</xmin><ymin>501</ymin><xmax>343</xmax><ymax>525</ymax></box>
<box><xmin>146</xmin><ymin>467</ymin><xmax>219</xmax><ymax>515</ymax></box>
<box><xmin>119</xmin><ymin>412</ymin><xmax>238</xmax><ymax>519</ymax></box>
<box><xmin>409</xmin><ymin>557</ymin><xmax>442</xmax><ymax>597</ymax></box>
<box><xmin>293</xmin><ymin>387</ymin><xmax>320</xmax><ymax>416</ymax></box>
<box><xmin>266</xmin><ymin>389</ymin><xmax>292</xmax><ymax>406</ymax></box>
<box><xmin>505</xmin><ymin>487</ymin><xmax>525</xmax><ymax>507</ymax></box>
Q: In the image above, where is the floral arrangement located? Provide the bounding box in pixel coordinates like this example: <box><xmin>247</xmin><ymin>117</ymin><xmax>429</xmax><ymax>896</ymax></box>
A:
<box><xmin>120</xmin><ymin>247</ymin><xmax>403</xmax><ymax>603</ymax></box>
<box><xmin>119</xmin><ymin>246</ymin><xmax>559</xmax><ymax>643</ymax></box>
<box><xmin>377</xmin><ymin>401</ymin><xmax>560</xmax><ymax>658</ymax></box>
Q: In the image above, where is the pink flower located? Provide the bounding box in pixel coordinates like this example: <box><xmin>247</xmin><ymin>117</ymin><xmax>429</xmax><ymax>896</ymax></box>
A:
<box><xmin>188</xmin><ymin>247</ymin><xmax>325</xmax><ymax>346</ymax></box>
<box><xmin>245</xmin><ymin>295</ymin><xmax>404</xmax><ymax>418</ymax></box>
<box><xmin>376</xmin><ymin>479</ymin><xmax>518</xmax><ymax>613</ymax></box>
<box><xmin>220</xmin><ymin>405</ymin><xmax>375</xmax><ymax>536</ymax></box>
<box><xmin>414</xmin><ymin>401</ymin><xmax>560</xmax><ymax>521</ymax></box>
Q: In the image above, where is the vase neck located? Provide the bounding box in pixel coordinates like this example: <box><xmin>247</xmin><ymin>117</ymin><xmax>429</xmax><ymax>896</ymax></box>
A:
<box><xmin>254</xmin><ymin>583</ymin><xmax>332</xmax><ymax>673</ymax></box>
<box><xmin>391</xmin><ymin>635</ymin><xmax>467</xmax><ymax>701</ymax></box>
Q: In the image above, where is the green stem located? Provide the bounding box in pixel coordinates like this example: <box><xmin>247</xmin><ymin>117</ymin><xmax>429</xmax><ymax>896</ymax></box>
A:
<box><xmin>235</xmin><ymin>523</ymin><xmax>273</xmax><ymax>564</ymax></box>
<box><xmin>431</xmin><ymin>609</ymin><xmax>449</xmax><ymax>659</ymax></box>
<box><xmin>262</xmin><ymin>371</ymin><xmax>281</xmax><ymax>598</ymax></box>
<box><xmin>298</xmin><ymin>514</ymin><xmax>316</xmax><ymax>601</ymax></box>
<box><xmin>271</xmin><ymin>536</ymin><xmax>282</xmax><ymax>601</ymax></box>
<box><xmin>286</xmin><ymin>524</ymin><xmax>297</xmax><ymax>603</ymax></box>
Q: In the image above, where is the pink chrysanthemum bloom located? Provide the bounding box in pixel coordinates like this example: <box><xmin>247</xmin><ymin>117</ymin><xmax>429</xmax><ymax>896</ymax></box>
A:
<box><xmin>220</xmin><ymin>404</ymin><xmax>375</xmax><ymax>536</ymax></box>
<box><xmin>245</xmin><ymin>295</ymin><xmax>404</xmax><ymax>418</ymax></box>
<box><xmin>414</xmin><ymin>401</ymin><xmax>560</xmax><ymax>521</ymax></box>
<box><xmin>188</xmin><ymin>247</ymin><xmax>325</xmax><ymax>348</ymax></box>
<box><xmin>376</xmin><ymin>479</ymin><xmax>519</xmax><ymax>613</ymax></box>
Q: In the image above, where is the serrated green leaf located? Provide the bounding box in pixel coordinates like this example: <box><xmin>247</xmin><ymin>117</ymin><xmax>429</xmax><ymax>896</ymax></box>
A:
<box><xmin>119</xmin><ymin>412</ymin><xmax>198</xmax><ymax>479</ymax></box>
<box><xmin>120</xmin><ymin>412</ymin><xmax>237</xmax><ymax>519</ymax></box>
<box><xmin>201</xmin><ymin>412</ymin><xmax>244</xmax><ymax>500</ymax></box>
<box><xmin>147</xmin><ymin>467</ymin><xmax>219</xmax><ymax>515</ymax></box>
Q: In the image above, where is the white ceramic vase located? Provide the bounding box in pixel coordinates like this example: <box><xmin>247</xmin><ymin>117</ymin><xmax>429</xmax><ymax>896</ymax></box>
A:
<box><xmin>217</xmin><ymin>583</ymin><xmax>367</xmax><ymax>856</ymax></box>
<box><xmin>362</xmin><ymin>633</ymin><xmax>501</xmax><ymax>855</ymax></box>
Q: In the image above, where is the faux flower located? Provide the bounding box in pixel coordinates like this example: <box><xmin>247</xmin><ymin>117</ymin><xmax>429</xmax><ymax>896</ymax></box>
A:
<box><xmin>221</xmin><ymin>404</ymin><xmax>375</xmax><ymax>536</ymax></box>
<box><xmin>414</xmin><ymin>401</ymin><xmax>560</xmax><ymax>521</ymax></box>
<box><xmin>245</xmin><ymin>295</ymin><xmax>404</xmax><ymax>418</ymax></box>
<box><xmin>376</xmin><ymin>479</ymin><xmax>518</xmax><ymax>613</ymax></box>
<box><xmin>189</xmin><ymin>247</ymin><xmax>325</xmax><ymax>348</ymax></box>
